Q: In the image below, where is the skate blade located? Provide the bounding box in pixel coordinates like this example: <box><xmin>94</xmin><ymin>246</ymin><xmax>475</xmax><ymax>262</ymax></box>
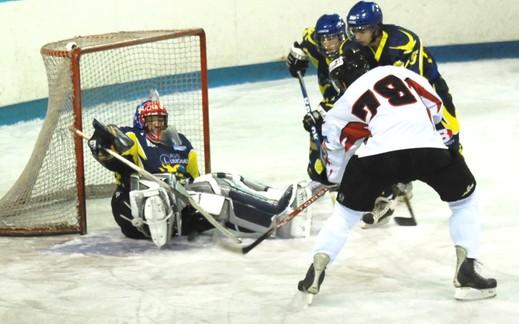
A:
<box><xmin>306</xmin><ymin>292</ymin><xmax>315</xmax><ymax>305</ymax></box>
<box><xmin>303</xmin><ymin>281</ymin><xmax>320</xmax><ymax>306</ymax></box>
<box><xmin>454</xmin><ymin>287</ymin><xmax>497</xmax><ymax>300</ymax></box>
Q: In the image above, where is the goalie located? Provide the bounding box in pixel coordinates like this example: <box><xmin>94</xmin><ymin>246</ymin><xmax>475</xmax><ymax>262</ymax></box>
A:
<box><xmin>87</xmin><ymin>90</ymin><xmax>311</xmax><ymax>248</ymax></box>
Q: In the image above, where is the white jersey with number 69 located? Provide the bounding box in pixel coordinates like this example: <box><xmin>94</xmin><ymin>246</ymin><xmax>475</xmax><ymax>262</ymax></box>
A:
<box><xmin>322</xmin><ymin>65</ymin><xmax>447</xmax><ymax>184</ymax></box>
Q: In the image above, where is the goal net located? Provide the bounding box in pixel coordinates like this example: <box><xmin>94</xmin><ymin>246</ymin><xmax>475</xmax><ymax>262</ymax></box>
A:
<box><xmin>0</xmin><ymin>29</ymin><xmax>210</xmax><ymax>235</ymax></box>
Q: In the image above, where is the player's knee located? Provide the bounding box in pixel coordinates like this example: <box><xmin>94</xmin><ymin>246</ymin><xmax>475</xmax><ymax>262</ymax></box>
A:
<box><xmin>435</xmin><ymin>154</ymin><xmax>476</xmax><ymax>202</ymax></box>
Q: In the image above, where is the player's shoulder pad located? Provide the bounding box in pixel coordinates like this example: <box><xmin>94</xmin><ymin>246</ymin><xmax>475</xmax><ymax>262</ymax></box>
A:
<box><xmin>383</xmin><ymin>24</ymin><xmax>420</xmax><ymax>45</ymax></box>
<box><xmin>177</xmin><ymin>132</ymin><xmax>194</xmax><ymax>149</ymax></box>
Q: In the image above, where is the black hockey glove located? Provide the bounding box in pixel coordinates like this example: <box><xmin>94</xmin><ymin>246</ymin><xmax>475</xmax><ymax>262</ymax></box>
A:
<box><xmin>306</xmin><ymin>141</ymin><xmax>333</xmax><ymax>186</ymax></box>
<box><xmin>287</xmin><ymin>42</ymin><xmax>309</xmax><ymax>78</ymax></box>
<box><xmin>88</xmin><ymin>119</ymin><xmax>133</xmax><ymax>161</ymax></box>
<box><xmin>302</xmin><ymin>110</ymin><xmax>324</xmax><ymax>133</ymax></box>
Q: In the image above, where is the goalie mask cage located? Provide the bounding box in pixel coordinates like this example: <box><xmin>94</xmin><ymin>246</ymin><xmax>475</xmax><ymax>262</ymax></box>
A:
<box><xmin>0</xmin><ymin>29</ymin><xmax>210</xmax><ymax>236</ymax></box>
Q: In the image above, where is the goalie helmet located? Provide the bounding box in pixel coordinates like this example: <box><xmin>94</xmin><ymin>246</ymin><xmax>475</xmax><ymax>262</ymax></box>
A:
<box><xmin>329</xmin><ymin>48</ymin><xmax>372</xmax><ymax>93</ymax></box>
<box><xmin>133</xmin><ymin>89</ymin><xmax>168</xmax><ymax>143</ymax></box>
<box><xmin>314</xmin><ymin>14</ymin><xmax>346</xmax><ymax>58</ymax></box>
<box><xmin>346</xmin><ymin>1</ymin><xmax>383</xmax><ymax>39</ymax></box>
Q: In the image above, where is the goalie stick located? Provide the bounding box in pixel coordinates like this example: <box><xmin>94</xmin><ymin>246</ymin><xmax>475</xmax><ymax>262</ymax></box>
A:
<box><xmin>219</xmin><ymin>185</ymin><xmax>330</xmax><ymax>255</ymax></box>
<box><xmin>70</xmin><ymin>126</ymin><xmax>242</xmax><ymax>243</ymax></box>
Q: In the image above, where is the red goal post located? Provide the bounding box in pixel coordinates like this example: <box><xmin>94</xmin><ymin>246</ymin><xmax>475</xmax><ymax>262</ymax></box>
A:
<box><xmin>0</xmin><ymin>29</ymin><xmax>210</xmax><ymax>235</ymax></box>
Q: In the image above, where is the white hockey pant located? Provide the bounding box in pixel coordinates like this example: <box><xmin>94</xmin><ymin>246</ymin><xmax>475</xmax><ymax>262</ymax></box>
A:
<box><xmin>312</xmin><ymin>203</ymin><xmax>362</xmax><ymax>262</ymax></box>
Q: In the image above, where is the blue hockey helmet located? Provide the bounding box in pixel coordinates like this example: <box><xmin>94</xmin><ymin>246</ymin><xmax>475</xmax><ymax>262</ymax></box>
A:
<box><xmin>346</xmin><ymin>1</ymin><xmax>383</xmax><ymax>37</ymax></box>
<box><xmin>314</xmin><ymin>14</ymin><xmax>346</xmax><ymax>58</ymax></box>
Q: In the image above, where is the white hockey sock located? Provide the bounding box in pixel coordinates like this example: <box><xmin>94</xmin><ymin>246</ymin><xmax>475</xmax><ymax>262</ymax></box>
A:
<box><xmin>312</xmin><ymin>203</ymin><xmax>362</xmax><ymax>263</ymax></box>
<box><xmin>448</xmin><ymin>190</ymin><xmax>481</xmax><ymax>259</ymax></box>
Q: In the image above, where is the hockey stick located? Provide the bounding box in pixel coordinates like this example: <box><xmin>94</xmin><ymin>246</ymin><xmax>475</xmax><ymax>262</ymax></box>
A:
<box><xmin>296</xmin><ymin>71</ymin><xmax>322</xmax><ymax>149</ymax></box>
<box><xmin>69</xmin><ymin>126</ymin><xmax>242</xmax><ymax>243</ymax></box>
<box><xmin>393</xmin><ymin>190</ymin><xmax>417</xmax><ymax>226</ymax></box>
<box><xmin>219</xmin><ymin>185</ymin><xmax>329</xmax><ymax>255</ymax></box>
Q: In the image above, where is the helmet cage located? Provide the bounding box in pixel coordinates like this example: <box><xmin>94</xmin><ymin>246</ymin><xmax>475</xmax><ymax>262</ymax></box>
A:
<box><xmin>317</xmin><ymin>33</ymin><xmax>346</xmax><ymax>58</ymax></box>
<box><xmin>346</xmin><ymin>24</ymin><xmax>380</xmax><ymax>41</ymax></box>
<box><xmin>315</xmin><ymin>14</ymin><xmax>347</xmax><ymax>58</ymax></box>
<box><xmin>134</xmin><ymin>99</ymin><xmax>168</xmax><ymax>142</ymax></box>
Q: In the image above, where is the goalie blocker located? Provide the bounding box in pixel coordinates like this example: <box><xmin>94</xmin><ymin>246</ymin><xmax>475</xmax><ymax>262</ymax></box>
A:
<box><xmin>127</xmin><ymin>172</ymin><xmax>313</xmax><ymax>248</ymax></box>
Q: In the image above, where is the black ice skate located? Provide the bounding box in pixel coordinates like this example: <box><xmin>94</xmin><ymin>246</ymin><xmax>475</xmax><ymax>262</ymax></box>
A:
<box><xmin>298</xmin><ymin>252</ymin><xmax>330</xmax><ymax>304</ymax></box>
<box><xmin>453</xmin><ymin>245</ymin><xmax>497</xmax><ymax>300</ymax></box>
<box><xmin>361</xmin><ymin>196</ymin><xmax>395</xmax><ymax>228</ymax></box>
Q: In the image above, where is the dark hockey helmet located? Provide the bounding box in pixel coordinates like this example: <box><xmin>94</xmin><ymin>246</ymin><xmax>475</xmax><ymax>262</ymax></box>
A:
<box><xmin>314</xmin><ymin>14</ymin><xmax>346</xmax><ymax>58</ymax></box>
<box><xmin>329</xmin><ymin>48</ymin><xmax>372</xmax><ymax>93</ymax></box>
<box><xmin>346</xmin><ymin>1</ymin><xmax>383</xmax><ymax>39</ymax></box>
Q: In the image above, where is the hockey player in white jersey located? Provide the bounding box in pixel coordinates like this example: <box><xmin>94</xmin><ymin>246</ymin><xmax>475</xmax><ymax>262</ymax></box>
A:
<box><xmin>297</xmin><ymin>48</ymin><xmax>496</xmax><ymax>302</ymax></box>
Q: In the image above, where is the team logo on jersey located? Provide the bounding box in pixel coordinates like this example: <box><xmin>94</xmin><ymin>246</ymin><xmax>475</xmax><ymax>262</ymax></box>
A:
<box><xmin>160</xmin><ymin>153</ymin><xmax>188</xmax><ymax>165</ymax></box>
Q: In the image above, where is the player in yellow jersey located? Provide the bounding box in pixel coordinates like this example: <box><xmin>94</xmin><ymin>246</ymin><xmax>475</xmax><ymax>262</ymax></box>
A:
<box><xmin>287</xmin><ymin>14</ymin><xmax>348</xmax><ymax>112</ymax></box>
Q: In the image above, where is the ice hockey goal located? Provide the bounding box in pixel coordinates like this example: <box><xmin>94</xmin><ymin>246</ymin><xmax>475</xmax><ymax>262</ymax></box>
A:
<box><xmin>0</xmin><ymin>29</ymin><xmax>210</xmax><ymax>235</ymax></box>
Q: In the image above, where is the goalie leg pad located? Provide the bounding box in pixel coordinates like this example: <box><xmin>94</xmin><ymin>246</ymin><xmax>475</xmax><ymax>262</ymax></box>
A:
<box><xmin>276</xmin><ymin>182</ymin><xmax>313</xmax><ymax>238</ymax></box>
<box><xmin>130</xmin><ymin>186</ymin><xmax>174</xmax><ymax>248</ymax></box>
<box><xmin>144</xmin><ymin>193</ymin><xmax>171</xmax><ymax>248</ymax></box>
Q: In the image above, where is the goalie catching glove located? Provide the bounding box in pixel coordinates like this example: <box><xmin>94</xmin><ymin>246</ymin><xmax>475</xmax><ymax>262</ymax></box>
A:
<box><xmin>88</xmin><ymin>118</ymin><xmax>133</xmax><ymax>160</ymax></box>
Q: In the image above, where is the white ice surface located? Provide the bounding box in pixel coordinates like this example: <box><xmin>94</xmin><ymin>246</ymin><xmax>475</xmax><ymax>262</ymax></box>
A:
<box><xmin>1</xmin><ymin>59</ymin><xmax>519</xmax><ymax>323</ymax></box>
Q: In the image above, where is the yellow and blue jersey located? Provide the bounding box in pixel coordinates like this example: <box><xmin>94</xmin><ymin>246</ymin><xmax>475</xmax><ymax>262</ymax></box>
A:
<box><xmin>100</xmin><ymin>127</ymin><xmax>200</xmax><ymax>190</ymax></box>
<box><xmin>299</xmin><ymin>27</ymin><xmax>345</xmax><ymax>111</ymax></box>
<box><xmin>368</xmin><ymin>24</ymin><xmax>440</xmax><ymax>83</ymax></box>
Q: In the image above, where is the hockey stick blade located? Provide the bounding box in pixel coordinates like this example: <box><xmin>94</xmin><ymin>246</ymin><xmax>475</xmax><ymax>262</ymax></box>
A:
<box><xmin>393</xmin><ymin>216</ymin><xmax>417</xmax><ymax>226</ymax></box>
<box><xmin>69</xmin><ymin>126</ymin><xmax>242</xmax><ymax>243</ymax></box>
<box><xmin>393</xmin><ymin>194</ymin><xmax>417</xmax><ymax>226</ymax></box>
<box><xmin>221</xmin><ymin>185</ymin><xmax>330</xmax><ymax>255</ymax></box>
